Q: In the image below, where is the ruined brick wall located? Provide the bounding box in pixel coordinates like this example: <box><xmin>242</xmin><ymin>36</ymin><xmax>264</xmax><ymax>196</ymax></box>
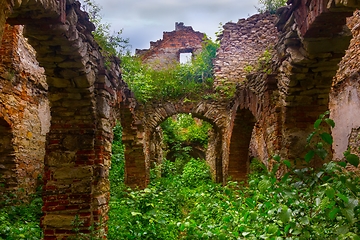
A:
<box><xmin>0</xmin><ymin>24</ymin><xmax>49</xmax><ymax>199</ymax></box>
<box><xmin>136</xmin><ymin>22</ymin><xmax>205</xmax><ymax>69</ymax></box>
<box><xmin>330</xmin><ymin>11</ymin><xmax>360</xmax><ymax>161</ymax></box>
<box><xmin>214</xmin><ymin>13</ymin><xmax>278</xmax><ymax>86</ymax></box>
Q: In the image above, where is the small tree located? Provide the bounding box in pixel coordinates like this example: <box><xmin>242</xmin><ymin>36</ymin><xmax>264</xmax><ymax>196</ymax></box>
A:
<box><xmin>257</xmin><ymin>0</ymin><xmax>287</xmax><ymax>14</ymax></box>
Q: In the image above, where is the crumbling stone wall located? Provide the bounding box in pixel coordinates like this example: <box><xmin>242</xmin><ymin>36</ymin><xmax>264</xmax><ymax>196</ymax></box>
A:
<box><xmin>136</xmin><ymin>22</ymin><xmax>205</xmax><ymax>69</ymax></box>
<box><xmin>330</xmin><ymin>11</ymin><xmax>360</xmax><ymax>161</ymax></box>
<box><xmin>214</xmin><ymin>13</ymin><xmax>278</xmax><ymax>86</ymax></box>
<box><xmin>213</xmin><ymin>14</ymin><xmax>281</xmax><ymax>176</ymax></box>
<box><xmin>0</xmin><ymin>24</ymin><xmax>49</xmax><ymax>199</ymax></box>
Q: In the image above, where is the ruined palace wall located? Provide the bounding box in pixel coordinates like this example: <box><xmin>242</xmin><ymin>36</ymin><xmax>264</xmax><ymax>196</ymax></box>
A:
<box><xmin>136</xmin><ymin>22</ymin><xmax>205</xmax><ymax>69</ymax></box>
<box><xmin>214</xmin><ymin>13</ymin><xmax>278</xmax><ymax>86</ymax></box>
<box><xmin>330</xmin><ymin>11</ymin><xmax>360</xmax><ymax>161</ymax></box>
<box><xmin>0</xmin><ymin>24</ymin><xmax>49</xmax><ymax>198</ymax></box>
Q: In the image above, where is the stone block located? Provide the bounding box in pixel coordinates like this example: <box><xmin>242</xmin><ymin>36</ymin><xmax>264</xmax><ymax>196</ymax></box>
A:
<box><xmin>47</xmin><ymin>151</ymin><xmax>76</xmax><ymax>167</ymax></box>
<box><xmin>53</xmin><ymin>166</ymin><xmax>93</xmax><ymax>180</ymax></box>
<box><xmin>42</xmin><ymin>214</ymin><xmax>75</xmax><ymax>228</ymax></box>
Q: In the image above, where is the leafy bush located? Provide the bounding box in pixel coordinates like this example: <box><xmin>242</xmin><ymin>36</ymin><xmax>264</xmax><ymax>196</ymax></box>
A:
<box><xmin>257</xmin><ymin>0</ymin><xmax>287</xmax><ymax>14</ymax></box>
<box><xmin>161</xmin><ymin>114</ymin><xmax>211</xmax><ymax>164</ymax></box>
<box><xmin>0</xmin><ymin>196</ymin><xmax>43</xmax><ymax>239</ymax></box>
<box><xmin>81</xmin><ymin>0</ymin><xmax>130</xmax><ymax>64</ymax></box>
<box><xmin>181</xmin><ymin>159</ymin><xmax>212</xmax><ymax>188</ymax></box>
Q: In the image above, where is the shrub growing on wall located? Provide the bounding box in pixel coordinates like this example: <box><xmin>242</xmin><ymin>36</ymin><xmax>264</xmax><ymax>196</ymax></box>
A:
<box><xmin>257</xmin><ymin>0</ymin><xmax>287</xmax><ymax>14</ymax></box>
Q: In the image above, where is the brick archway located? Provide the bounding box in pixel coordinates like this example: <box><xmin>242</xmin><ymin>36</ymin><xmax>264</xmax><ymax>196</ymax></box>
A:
<box><xmin>120</xmin><ymin>97</ymin><xmax>229</xmax><ymax>187</ymax></box>
<box><xmin>275</xmin><ymin>0</ymin><xmax>360</xmax><ymax>161</ymax></box>
<box><xmin>0</xmin><ymin>0</ymin><xmax>121</xmax><ymax>238</ymax></box>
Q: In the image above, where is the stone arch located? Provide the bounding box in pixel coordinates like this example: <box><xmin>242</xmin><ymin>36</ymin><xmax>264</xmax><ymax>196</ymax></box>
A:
<box><xmin>121</xmin><ymin>100</ymin><xmax>228</xmax><ymax>187</ymax></box>
<box><xmin>0</xmin><ymin>0</ymin><xmax>121</xmax><ymax>238</ymax></box>
<box><xmin>0</xmin><ymin>117</ymin><xmax>16</xmax><ymax>195</ymax></box>
<box><xmin>275</xmin><ymin>1</ymin><xmax>360</xmax><ymax>161</ymax></box>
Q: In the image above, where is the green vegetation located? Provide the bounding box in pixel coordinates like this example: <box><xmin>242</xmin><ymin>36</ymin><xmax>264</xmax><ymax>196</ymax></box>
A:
<box><xmin>121</xmin><ymin>39</ymin><xmax>219</xmax><ymax>103</ymax></box>
<box><xmin>0</xmin><ymin>186</ymin><xmax>43</xmax><ymax>239</ymax></box>
<box><xmin>244</xmin><ymin>48</ymin><xmax>274</xmax><ymax>75</ymax></box>
<box><xmin>81</xmin><ymin>0</ymin><xmax>130</xmax><ymax>64</ymax></box>
<box><xmin>107</xmin><ymin>112</ymin><xmax>360</xmax><ymax>239</ymax></box>
<box><xmin>160</xmin><ymin>114</ymin><xmax>212</xmax><ymax>165</ymax></box>
<box><xmin>257</xmin><ymin>0</ymin><xmax>287</xmax><ymax>14</ymax></box>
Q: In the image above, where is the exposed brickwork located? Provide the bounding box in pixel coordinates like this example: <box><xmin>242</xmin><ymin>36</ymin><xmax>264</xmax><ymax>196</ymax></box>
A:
<box><xmin>0</xmin><ymin>0</ymin><xmax>122</xmax><ymax>238</ymax></box>
<box><xmin>330</xmin><ymin>11</ymin><xmax>360</xmax><ymax>162</ymax></box>
<box><xmin>0</xmin><ymin>24</ymin><xmax>48</xmax><ymax>200</ymax></box>
<box><xmin>136</xmin><ymin>22</ymin><xmax>205</xmax><ymax>69</ymax></box>
<box><xmin>274</xmin><ymin>0</ymin><xmax>358</xmax><ymax>162</ymax></box>
<box><xmin>214</xmin><ymin>13</ymin><xmax>278</xmax><ymax>86</ymax></box>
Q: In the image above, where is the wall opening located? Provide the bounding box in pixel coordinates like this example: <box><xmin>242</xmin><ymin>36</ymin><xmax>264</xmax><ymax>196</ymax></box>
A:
<box><xmin>179</xmin><ymin>52</ymin><xmax>193</xmax><ymax>64</ymax></box>
<box><xmin>228</xmin><ymin>109</ymin><xmax>256</xmax><ymax>182</ymax></box>
<box><xmin>0</xmin><ymin>118</ymin><xmax>16</xmax><ymax>196</ymax></box>
<box><xmin>151</xmin><ymin>113</ymin><xmax>213</xmax><ymax>179</ymax></box>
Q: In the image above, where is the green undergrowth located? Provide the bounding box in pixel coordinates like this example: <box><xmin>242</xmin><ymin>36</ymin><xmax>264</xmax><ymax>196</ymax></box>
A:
<box><xmin>108</xmin><ymin>112</ymin><xmax>360</xmax><ymax>239</ymax></box>
<box><xmin>0</xmin><ymin>189</ymin><xmax>43</xmax><ymax>240</ymax></box>
<box><xmin>108</xmin><ymin>157</ymin><xmax>360</xmax><ymax>239</ymax></box>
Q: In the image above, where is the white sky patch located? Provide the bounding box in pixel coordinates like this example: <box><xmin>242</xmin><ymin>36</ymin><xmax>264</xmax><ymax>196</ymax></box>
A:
<box><xmin>79</xmin><ymin>0</ymin><xmax>261</xmax><ymax>54</ymax></box>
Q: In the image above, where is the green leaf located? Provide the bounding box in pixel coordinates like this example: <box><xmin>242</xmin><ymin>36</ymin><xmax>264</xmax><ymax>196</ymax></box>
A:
<box><xmin>341</xmin><ymin>208</ymin><xmax>355</xmax><ymax>224</ymax></box>
<box><xmin>258</xmin><ymin>179</ymin><xmax>271</xmax><ymax>193</ymax></box>
<box><xmin>325</xmin><ymin>186</ymin><xmax>335</xmax><ymax>199</ymax></box>
<box><xmin>307</xmin><ymin>132</ymin><xmax>316</xmax><ymax>143</ymax></box>
<box><xmin>299</xmin><ymin>216</ymin><xmax>309</xmax><ymax>225</ymax></box>
<box><xmin>284</xmin><ymin>224</ymin><xmax>291</xmax><ymax>233</ymax></box>
<box><xmin>304</xmin><ymin>150</ymin><xmax>315</xmax><ymax>163</ymax></box>
<box><xmin>283</xmin><ymin>160</ymin><xmax>291</xmax><ymax>168</ymax></box>
<box><xmin>279</xmin><ymin>206</ymin><xmax>291</xmax><ymax>223</ymax></box>
<box><xmin>328</xmin><ymin>208</ymin><xmax>340</xmax><ymax>220</ymax></box>
<box><xmin>131</xmin><ymin>212</ymin><xmax>142</xmax><ymax>216</ymax></box>
<box><xmin>273</xmin><ymin>155</ymin><xmax>281</xmax><ymax>162</ymax></box>
<box><xmin>315</xmin><ymin>148</ymin><xmax>328</xmax><ymax>160</ymax></box>
<box><xmin>337</xmin><ymin>161</ymin><xmax>347</xmax><ymax>168</ymax></box>
<box><xmin>336</xmin><ymin>193</ymin><xmax>349</xmax><ymax>203</ymax></box>
<box><xmin>245</xmin><ymin>198</ymin><xmax>256</xmax><ymax>209</ymax></box>
<box><xmin>346</xmin><ymin>180</ymin><xmax>357</xmax><ymax>193</ymax></box>
<box><xmin>343</xmin><ymin>148</ymin><xmax>351</xmax><ymax>157</ymax></box>
<box><xmin>267</xmin><ymin>224</ymin><xmax>278</xmax><ymax>234</ymax></box>
<box><xmin>320</xmin><ymin>132</ymin><xmax>333</xmax><ymax>145</ymax></box>
<box><xmin>281</xmin><ymin>172</ymin><xmax>290</xmax><ymax>183</ymax></box>
<box><xmin>325</xmin><ymin>118</ymin><xmax>335</xmax><ymax>128</ymax></box>
<box><xmin>346</xmin><ymin>154</ymin><xmax>359</xmax><ymax>167</ymax></box>
<box><xmin>336</xmin><ymin>225</ymin><xmax>349</xmax><ymax>235</ymax></box>
<box><xmin>314</xmin><ymin>119</ymin><xmax>322</xmax><ymax>130</ymax></box>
